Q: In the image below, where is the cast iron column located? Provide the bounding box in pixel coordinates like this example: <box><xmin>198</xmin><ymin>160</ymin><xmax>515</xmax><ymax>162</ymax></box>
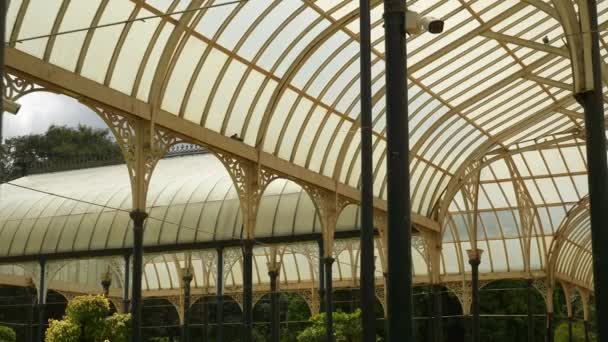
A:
<box><xmin>574</xmin><ymin>2</ymin><xmax>608</xmax><ymax>341</ymax></box>
<box><xmin>546</xmin><ymin>312</ymin><xmax>554</xmax><ymax>342</ymax></box>
<box><xmin>527</xmin><ymin>279</ymin><xmax>534</xmax><ymax>342</ymax></box>
<box><xmin>467</xmin><ymin>249</ymin><xmax>483</xmax><ymax>342</ymax></box>
<box><xmin>318</xmin><ymin>239</ymin><xmax>326</xmax><ymax>313</ymax></box>
<box><xmin>101</xmin><ymin>271</ymin><xmax>112</xmax><ymax>297</ymax></box>
<box><xmin>216</xmin><ymin>248</ymin><xmax>224</xmax><ymax>342</ymax></box>
<box><xmin>568</xmin><ymin>316</ymin><xmax>573</xmax><ymax>342</ymax></box>
<box><xmin>585</xmin><ymin>320</ymin><xmax>590</xmax><ymax>342</ymax></box>
<box><xmin>359</xmin><ymin>0</ymin><xmax>376</xmax><ymax>341</ymax></box>
<box><xmin>123</xmin><ymin>254</ymin><xmax>131</xmax><ymax>313</ymax></box>
<box><xmin>26</xmin><ymin>283</ymin><xmax>34</xmax><ymax>342</ymax></box>
<box><xmin>324</xmin><ymin>257</ymin><xmax>335</xmax><ymax>342</ymax></box>
<box><xmin>383</xmin><ymin>1</ymin><xmax>413</xmax><ymax>340</ymax></box>
<box><xmin>242</xmin><ymin>240</ymin><xmax>254</xmax><ymax>342</ymax></box>
<box><xmin>433</xmin><ymin>284</ymin><xmax>443</xmax><ymax>342</ymax></box>
<box><xmin>182</xmin><ymin>269</ymin><xmax>193</xmax><ymax>342</ymax></box>
<box><xmin>201</xmin><ymin>297</ymin><xmax>208</xmax><ymax>341</ymax></box>
<box><xmin>37</xmin><ymin>259</ymin><xmax>46</xmax><ymax>342</ymax></box>
<box><xmin>268</xmin><ymin>263</ymin><xmax>280</xmax><ymax>342</ymax></box>
<box><xmin>129</xmin><ymin>210</ymin><xmax>147</xmax><ymax>342</ymax></box>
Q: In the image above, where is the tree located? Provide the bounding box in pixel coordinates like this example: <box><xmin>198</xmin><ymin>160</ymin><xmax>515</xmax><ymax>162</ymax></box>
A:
<box><xmin>297</xmin><ymin>309</ymin><xmax>367</xmax><ymax>342</ymax></box>
<box><xmin>45</xmin><ymin>295</ymin><xmax>130</xmax><ymax>342</ymax></box>
<box><xmin>0</xmin><ymin>325</ymin><xmax>16</xmax><ymax>342</ymax></box>
<box><xmin>1</xmin><ymin>125</ymin><xmax>121</xmax><ymax>182</ymax></box>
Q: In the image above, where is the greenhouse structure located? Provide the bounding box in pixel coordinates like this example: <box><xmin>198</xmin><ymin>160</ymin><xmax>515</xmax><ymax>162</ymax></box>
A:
<box><xmin>0</xmin><ymin>0</ymin><xmax>607</xmax><ymax>341</ymax></box>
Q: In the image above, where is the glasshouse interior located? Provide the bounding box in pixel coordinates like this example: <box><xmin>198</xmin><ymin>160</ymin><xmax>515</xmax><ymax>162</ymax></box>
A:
<box><xmin>0</xmin><ymin>0</ymin><xmax>607</xmax><ymax>341</ymax></box>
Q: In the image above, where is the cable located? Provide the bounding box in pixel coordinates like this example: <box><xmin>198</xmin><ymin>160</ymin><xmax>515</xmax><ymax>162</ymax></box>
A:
<box><xmin>2</xmin><ymin>182</ymin><xmax>384</xmax><ymax>278</ymax></box>
<box><xmin>4</xmin><ymin>0</ymin><xmax>248</xmax><ymax>45</ymax></box>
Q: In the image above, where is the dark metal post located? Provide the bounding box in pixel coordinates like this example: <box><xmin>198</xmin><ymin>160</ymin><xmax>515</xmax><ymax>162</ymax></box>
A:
<box><xmin>324</xmin><ymin>257</ymin><xmax>335</xmax><ymax>342</ymax></box>
<box><xmin>25</xmin><ymin>283</ymin><xmax>34</xmax><ymax>342</ymax></box>
<box><xmin>467</xmin><ymin>249</ymin><xmax>483</xmax><ymax>342</ymax></box>
<box><xmin>318</xmin><ymin>239</ymin><xmax>326</xmax><ymax>313</ymax></box>
<box><xmin>568</xmin><ymin>316</ymin><xmax>573</xmax><ymax>342</ymax></box>
<box><xmin>242</xmin><ymin>240</ymin><xmax>254</xmax><ymax>342</ymax></box>
<box><xmin>359</xmin><ymin>0</ymin><xmax>376</xmax><ymax>341</ymax></box>
<box><xmin>129</xmin><ymin>210</ymin><xmax>147</xmax><ymax>342</ymax></box>
<box><xmin>527</xmin><ymin>279</ymin><xmax>534</xmax><ymax>342</ymax></box>
<box><xmin>464</xmin><ymin>315</ymin><xmax>471</xmax><ymax>342</ymax></box>
<box><xmin>216</xmin><ymin>248</ymin><xmax>224</xmax><ymax>342</ymax></box>
<box><xmin>433</xmin><ymin>284</ymin><xmax>443</xmax><ymax>342</ymax></box>
<box><xmin>101</xmin><ymin>271</ymin><xmax>112</xmax><ymax>297</ymax></box>
<box><xmin>383</xmin><ymin>1</ymin><xmax>412</xmax><ymax>340</ymax></box>
<box><xmin>584</xmin><ymin>320</ymin><xmax>590</xmax><ymax>342</ymax></box>
<box><xmin>37</xmin><ymin>259</ymin><xmax>46</xmax><ymax>342</ymax></box>
<box><xmin>123</xmin><ymin>254</ymin><xmax>130</xmax><ymax>313</ymax></box>
<box><xmin>201</xmin><ymin>297</ymin><xmax>208</xmax><ymax>341</ymax></box>
<box><xmin>546</xmin><ymin>312</ymin><xmax>554</xmax><ymax>342</ymax></box>
<box><xmin>268</xmin><ymin>263</ymin><xmax>280</xmax><ymax>342</ymax></box>
<box><xmin>574</xmin><ymin>2</ymin><xmax>608</xmax><ymax>341</ymax></box>
<box><xmin>182</xmin><ymin>269</ymin><xmax>193</xmax><ymax>342</ymax></box>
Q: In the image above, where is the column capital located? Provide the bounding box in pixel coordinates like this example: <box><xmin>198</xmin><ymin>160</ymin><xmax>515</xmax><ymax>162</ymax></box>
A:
<box><xmin>181</xmin><ymin>268</ymin><xmax>194</xmax><ymax>284</ymax></box>
<box><xmin>466</xmin><ymin>249</ymin><xmax>483</xmax><ymax>264</ymax></box>
<box><xmin>129</xmin><ymin>210</ymin><xmax>148</xmax><ymax>224</ymax></box>
<box><xmin>267</xmin><ymin>262</ymin><xmax>281</xmax><ymax>276</ymax></box>
<box><xmin>323</xmin><ymin>257</ymin><xmax>335</xmax><ymax>266</ymax></box>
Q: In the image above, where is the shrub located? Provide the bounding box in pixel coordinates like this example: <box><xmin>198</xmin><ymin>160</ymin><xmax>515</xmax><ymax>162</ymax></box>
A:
<box><xmin>0</xmin><ymin>325</ymin><xmax>16</xmax><ymax>342</ymax></box>
<box><xmin>45</xmin><ymin>320</ymin><xmax>79</xmax><ymax>342</ymax></box>
<box><xmin>297</xmin><ymin>309</ymin><xmax>366</xmax><ymax>342</ymax></box>
<box><xmin>45</xmin><ymin>295</ymin><xmax>130</xmax><ymax>342</ymax></box>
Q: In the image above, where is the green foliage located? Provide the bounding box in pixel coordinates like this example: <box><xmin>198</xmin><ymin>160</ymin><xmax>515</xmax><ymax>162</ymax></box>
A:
<box><xmin>555</xmin><ymin>321</ymin><xmax>595</xmax><ymax>342</ymax></box>
<box><xmin>44</xmin><ymin>295</ymin><xmax>130</xmax><ymax>342</ymax></box>
<box><xmin>0</xmin><ymin>325</ymin><xmax>16</xmax><ymax>342</ymax></box>
<box><xmin>0</xmin><ymin>125</ymin><xmax>121</xmax><ymax>182</ymax></box>
<box><xmin>45</xmin><ymin>320</ymin><xmax>80</xmax><ymax>342</ymax></box>
<box><xmin>297</xmin><ymin>309</ymin><xmax>365</xmax><ymax>342</ymax></box>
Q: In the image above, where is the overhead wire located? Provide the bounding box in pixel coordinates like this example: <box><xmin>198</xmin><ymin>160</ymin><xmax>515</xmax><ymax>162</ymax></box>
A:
<box><xmin>4</xmin><ymin>0</ymin><xmax>248</xmax><ymax>46</ymax></box>
<box><xmin>2</xmin><ymin>181</ymin><xmax>386</xmax><ymax>281</ymax></box>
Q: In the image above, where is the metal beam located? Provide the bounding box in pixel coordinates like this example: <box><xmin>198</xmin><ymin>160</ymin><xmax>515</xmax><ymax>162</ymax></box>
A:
<box><xmin>3</xmin><ymin>48</ymin><xmax>439</xmax><ymax>233</ymax></box>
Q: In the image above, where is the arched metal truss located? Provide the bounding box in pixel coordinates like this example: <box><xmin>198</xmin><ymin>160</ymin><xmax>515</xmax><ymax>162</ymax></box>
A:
<box><xmin>0</xmin><ymin>0</ymin><xmax>606</xmax><ymax>318</ymax></box>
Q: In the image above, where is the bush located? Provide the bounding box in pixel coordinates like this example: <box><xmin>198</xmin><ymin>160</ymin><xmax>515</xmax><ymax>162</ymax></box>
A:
<box><xmin>45</xmin><ymin>320</ymin><xmax>80</xmax><ymax>342</ymax></box>
<box><xmin>45</xmin><ymin>295</ymin><xmax>130</xmax><ymax>342</ymax></box>
<box><xmin>0</xmin><ymin>325</ymin><xmax>16</xmax><ymax>342</ymax></box>
<box><xmin>297</xmin><ymin>309</ymin><xmax>367</xmax><ymax>342</ymax></box>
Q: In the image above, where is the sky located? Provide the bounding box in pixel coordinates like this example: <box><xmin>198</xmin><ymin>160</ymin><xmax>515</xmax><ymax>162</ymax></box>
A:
<box><xmin>2</xmin><ymin>92</ymin><xmax>107</xmax><ymax>140</ymax></box>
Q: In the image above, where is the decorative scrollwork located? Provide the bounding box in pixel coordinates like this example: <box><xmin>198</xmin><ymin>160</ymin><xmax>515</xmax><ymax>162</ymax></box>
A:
<box><xmin>445</xmin><ymin>281</ymin><xmax>472</xmax><ymax>315</ymax></box>
<box><xmin>3</xmin><ymin>72</ymin><xmax>45</xmax><ymax>101</ymax></box>
<box><xmin>222</xmin><ymin>248</ymin><xmax>242</xmax><ymax>286</ymax></box>
<box><xmin>299</xmin><ymin>289</ymin><xmax>320</xmax><ymax>315</ymax></box>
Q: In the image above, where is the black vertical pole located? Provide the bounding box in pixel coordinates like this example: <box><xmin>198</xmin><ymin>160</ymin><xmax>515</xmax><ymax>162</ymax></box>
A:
<box><xmin>182</xmin><ymin>270</ymin><xmax>193</xmax><ymax>342</ymax></box>
<box><xmin>468</xmin><ymin>249</ymin><xmax>482</xmax><ymax>342</ymax></box>
<box><xmin>129</xmin><ymin>210</ymin><xmax>147</xmax><ymax>342</ymax></box>
<box><xmin>26</xmin><ymin>284</ymin><xmax>34</xmax><ymax>342</ymax></box>
<box><xmin>216</xmin><ymin>248</ymin><xmax>224</xmax><ymax>342</ymax></box>
<box><xmin>37</xmin><ymin>259</ymin><xmax>46</xmax><ymax>342</ymax></box>
<box><xmin>123</xmin><ymin>254</ymin><xmax>131</xmax><ymax>313</ymax></box>
<box><xmin>324</xmin><ymin>257</ymin><xmax>335</xmax><ymax>342</ymax></box>
<box><xmin>433</xmin><ymin>284</ymin><xmax>443</xmax><ymax>342</ymax></box>
<box><xmin>427</xmin><ymin>286</ymin><xmax>433</xmax><ymax>342</ymax></box>
<box><xmin>202</xmin><ymin>297</ymin><xmax>208</xmax><ymax>341</ymax></box>
<box><xmin>242</xmin><ymin>241</ymin><xmax>254</xmax><ymax>342</ymax></box>
<box><xmin>527</xmin><ymin>279</ymin><xmax>534</xmax><ymax>342</ymax></box>
<box><xmin>546</xmin><ymin>312</ymin><xmax>554</xmax><ymax>342</ymax></box>
<box><xmin>568</xmin><ymin>316</ymin><xmax>573</xmax><ymax>342</ymax></box>
<box><xmin>359</xmin><ymin>1</ymin><xmax>376</xmax><ymax>342</ymax></box>
<box><xmin>269</xmin><ymin>265</ymin><xmax>280</xmax><ymax>342</ymax></box>
<box><xmin>318</xmin><ymin>239</ymin><xmax>326</xmax><ymax>313</ymax></box>
<box><xmin>584</xmin><ymin>320</ymin><xmax>590</xmax><ymax>342</ymax></box>
<box><xmin>383</xmin><ymin>1</ymin><xmax>412</xmax><ymax>340</ymax></box>
<box><xmin>574</xmin><ymin>2</ymin><xmax>608</xmax><ymax>341</ymax></box>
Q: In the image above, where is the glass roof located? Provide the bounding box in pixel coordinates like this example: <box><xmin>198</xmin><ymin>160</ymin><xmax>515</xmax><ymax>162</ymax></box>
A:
<box><xmin>7</xmin><ymin>0</ymin><xmax>606</xmax><ymax>217</ymax></box>
<box><xmin>2</xmin><ymin>0</ymin><xmax>607</xmax><ymax>292</ymax></box>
